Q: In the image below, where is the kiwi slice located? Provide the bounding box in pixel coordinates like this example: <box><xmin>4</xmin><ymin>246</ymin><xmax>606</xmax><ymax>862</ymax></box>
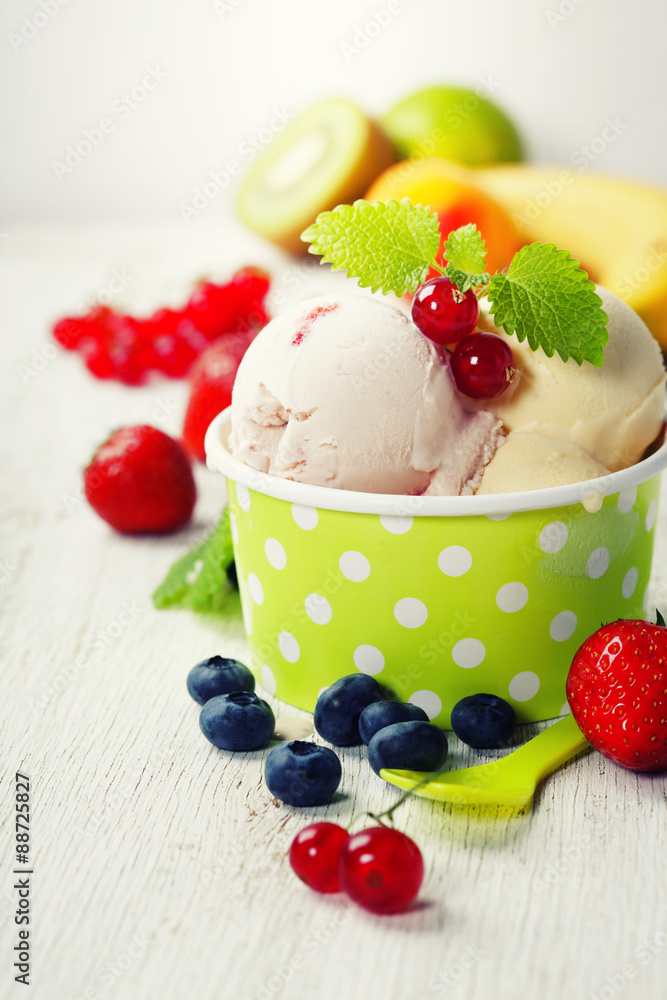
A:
<box><xmin>237</xmin><ymin>98</ymin><xmax>396</xmax><ymax>254</ymax></box>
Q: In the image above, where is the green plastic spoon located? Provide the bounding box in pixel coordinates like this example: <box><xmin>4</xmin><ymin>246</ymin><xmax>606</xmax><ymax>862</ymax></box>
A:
<box><xmin>380</xmin><ymin>714</ymin><xmax>590</xmax><ymax>808</ymax></box>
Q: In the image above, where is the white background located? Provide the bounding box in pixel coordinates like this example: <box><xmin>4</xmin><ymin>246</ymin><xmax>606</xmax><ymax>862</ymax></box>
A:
<box><xmin>0</xmin><ymin>0</ymin><xmax>665</xmax><ymax>225</ymax></box>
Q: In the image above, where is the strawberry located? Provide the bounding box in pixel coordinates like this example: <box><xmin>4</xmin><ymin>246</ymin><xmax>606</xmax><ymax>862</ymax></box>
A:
<box><xmin>84</xmin><ymin>426</ymin><xmax>196</xmax><ymax>534</ymax></box>
<box><xmin>182</xmin><ymin>333</ymin><xmax>254</xmax><ymax>463</ymax></box>
<box><xmin>566</xmin><ymin>619</ymin><xmax>667</xmax><ymax>771</ymax></box>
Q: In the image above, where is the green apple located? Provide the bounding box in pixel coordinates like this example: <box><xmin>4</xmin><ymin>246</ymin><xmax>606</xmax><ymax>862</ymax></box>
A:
<box><xmin>381</xmin><ymin>86</ymin><xmax>523</xmax><ymax>167</ymax></box>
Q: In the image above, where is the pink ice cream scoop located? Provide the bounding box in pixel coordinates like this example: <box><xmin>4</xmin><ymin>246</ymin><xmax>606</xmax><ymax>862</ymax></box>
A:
<box><xmin>229</xmin><ymin>294</ymin><xmax>502</xmax><ymax>496</ymax></box>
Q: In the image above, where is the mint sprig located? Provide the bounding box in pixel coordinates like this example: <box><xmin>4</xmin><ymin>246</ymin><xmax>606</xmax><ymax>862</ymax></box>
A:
<box><xmin>486</xmin><ymin>243</ymin><xmax>608</xmax><ymax>366</ymax></box>
<box><xmin>443</xmin><ymin>224</ymin><xmax>490</xmax><ymax>292</ymax></box>
<box><xmin>152</xmin><ymin>508</ymin><xmax>239</xmax><ymax>614</ymax></box>
<box><xmin>301</xmin><ymin>199</ymin><xmax>609</xmax><ymax>367</ymax></box>
<box><xmin>301</xmin><ymin>198</ymin><xmax>444</xmax><ymax>297</ymax></box>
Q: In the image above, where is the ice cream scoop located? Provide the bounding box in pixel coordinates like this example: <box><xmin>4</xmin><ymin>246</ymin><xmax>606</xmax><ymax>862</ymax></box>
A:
<box><xmin>484</xmin><ymin>286</ymin><xmax>666</xmax><ymax>472</ymax></box>
<box><xmin>229</xmin><ymin>294</ymin><xmax>502</xmax><ymax>496</ymax></box>
<box><xmin>477</xmin><ymin>432</ymin><xmax>610</xmax><ymax>494</ymax></box>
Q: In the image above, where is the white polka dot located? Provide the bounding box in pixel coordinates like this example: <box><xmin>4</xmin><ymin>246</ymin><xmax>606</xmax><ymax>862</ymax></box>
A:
<box><xmin>452</xmin><ymin>638</ymin><xmax>486</xmax><ymax>669</ymax></box>
<box><xmin>379</xmin><ymin>514</ymin><xmax>413</xmax><ymax>534</ymax></box>
<box><xmin>560</xmin><ymin>700</ymin><xmax>572</xmax><ymax>717</ymax></box>
<box><xmin>409</xmin><ymin>689</ymin><xmax>442</xmax><ymax>720</ymax></box>
<box><xmin>278</xmin><ymin>631</ymin><xmax>300</xmax><ymax>663</ymax></box>
<box><xmin>242</xmin><ymin>593</ymin><xmax>253</xmax><ymax>636</ymax></box>
<box><xmin>622</xmin><ymin>567</ymin><xmax>639</xmax><ymax>599</ymax></box>
<box><xmin>247</xmin><ymin>572</ymin><xmax>264</xmax><ymax>605</ymax></box>
<box><xmin>305</xmin><ymin>593</ymin><xmax>332</xmax><ymax>625</ymax></box>
<box><xmin>339</xmin><ymin>550</ymin><xmax>370</xmax><ymax>582</ymax></box>
<box><xmin>539</xmin><ymin>521</ymin><xmax>568</xmax><ymax>554</ymax></box>
<box><xmin>438</xmin><ymin>545</ymin><xmax>472</xmax><ymax>577</ymax></box>
<box><xmin>550</xmin><ymin>610</ymin><xmax>577</xmax><ymax>642</ymax></box>
<box><xmin>353</xmin><ymin>644</ymin><xmax>385</xmax><ymax>676</ymax></box>
<box><xmin>582</xmin><ymin>491</ymin><xmax>604</xmax><ymax>514</ymax></box>
<box><xmin>317</xmin><ymin>685</ymin><xmax>329</xmax><ymax>699</ymax></box>
<box><xmin>586</xmin><ymin>547</ymin><xmax>610</xmax><ymax>579</ymax></box>
<box><xmin>486</xmin><ymin>511</ymin><xmax>512</xmax><ymax>521</ymax></box>
<box><xmin>264</xmin><ymin>537</ymin><xmax>286</xmax><ymax>570</ymax></box>
<box><xmin>236</xmin><ymin>484</ymin><xmax>251</xmax><ymax>512</ymax></box>
<box><xmin>291</xmin><ymin>503</ymin><xmax>318</xmax><ymax>530</ymax></box>
<box><xmin>643</xmin><ymin>582</ymin><xmax>652</xmax><ymax>614</ymax></box>
<box><xmin>496</xmin><ymin>582</ymin><xmax>529</xmax><ymax>613</ymax></box>
<box><xmin>260</xmin><ymin>664</ymin><xmax>276</xmax><ymax>696</ymax></box>
<box><xmin>229</xmin><ymin>511</ymin><xmax>238</xmax><ymax>544</ymax></box>
<box><xmin>394</xmin><ymin>598</ymin><xmax>428</xmax><ymax>628</ymax></box>
<box><xmin>617</xmin><ymin>486</ymin><xmax>637</xmax><ymax>514</ymax></box>
<box><xmin>509</xmin><ymin>671</ymin><xmax>540</xmax><ymax>702</ymax></box>
<box><xmin>646</xmin><ymin>500</ymin><xmax>657</xmax><ymax>532</ymax></box>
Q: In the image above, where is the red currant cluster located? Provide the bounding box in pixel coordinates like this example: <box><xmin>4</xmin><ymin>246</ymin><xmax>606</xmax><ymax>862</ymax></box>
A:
<box><xmin>53</xmin><ymin>267</ymin><xmax>270</xmax><ymax>385</ymax></box>
<box><xmin>290</xmin><ymin>821</ymin><xmax>423</xmax><ymax>915</ymax></box>
<box><xmin>411</xmin><ymin>277</ymin><xmax>517</xmax><ymax>400</ymax></box>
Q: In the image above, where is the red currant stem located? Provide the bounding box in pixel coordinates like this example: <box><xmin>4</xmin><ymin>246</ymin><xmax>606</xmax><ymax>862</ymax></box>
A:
<box><xmin>506</xmin><ymin>366</ymin><xmax>518</xmax><ymax>384</ymax></box>
<box><xmin>346</xmin><ymin>771</ymin><xmax>444</xmax><ymax>832</ymax></box>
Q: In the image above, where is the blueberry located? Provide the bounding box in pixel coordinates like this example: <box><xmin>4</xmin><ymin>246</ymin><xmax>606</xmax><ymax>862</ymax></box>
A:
<box><xmin>451</xmin><ymin>693</ymin><xmax>517</xmax><ymax>749</ymax></box>
<box><xmin>265</xmin><ymin>741</ymin><xmax>342</xmax><ymax>806</ymax></box>
<box><xmin>200</xmin><ymin>691</ymin><xmax>275</xmax><ymax>751</ymax></box>
<box><xmin>358</xmin><ymin>701</ymin><xmax>429</xmax><ymax>745</ymax></box>
<box><xmin>314</xmin><ymin>674</ymin><xmax>384</xmax><ymax>746</ymax></box>
<box><xmin>187</xmin><ymin>655</ymin><xmax>255</xmax><ymax>705</ymax></box>
<box><xmin>368</xmin><ymin>721</ymin><xmax>448</xmax><ymax>776</ymax></box>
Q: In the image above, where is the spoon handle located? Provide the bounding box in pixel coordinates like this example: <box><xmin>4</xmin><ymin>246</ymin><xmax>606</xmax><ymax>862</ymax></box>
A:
<box><xmin>501</xmin><ymin>714</ymin><xmax>590</xmax><ymax>785</ymax></box>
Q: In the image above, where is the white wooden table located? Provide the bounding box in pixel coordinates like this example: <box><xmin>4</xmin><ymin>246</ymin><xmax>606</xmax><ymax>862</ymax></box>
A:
<box><xmin>2</xmin><ymin>223</ymin><xmax>667</xmax><ymax>1000</ymax></box>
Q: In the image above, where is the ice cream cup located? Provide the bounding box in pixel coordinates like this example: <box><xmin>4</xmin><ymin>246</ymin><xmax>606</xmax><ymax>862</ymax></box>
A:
<box><xmin>206</xmin><ymin>409</ymin><xmax>667</xmax><ymax>727</ymax></box>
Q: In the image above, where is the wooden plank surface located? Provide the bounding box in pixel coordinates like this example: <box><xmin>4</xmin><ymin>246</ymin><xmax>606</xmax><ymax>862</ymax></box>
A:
<box><xmin>2</xmin><ymin>224</ymin><xmax>667</xmax><ymax>1000</ymax></box>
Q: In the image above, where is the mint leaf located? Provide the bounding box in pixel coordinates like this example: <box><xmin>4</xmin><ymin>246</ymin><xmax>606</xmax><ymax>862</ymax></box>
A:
<box><xmin>486</xmin><ymin>242</ymin><xmax>609</xmax><ymax>366</ymax></box>
<box><xmin>152</xmin><ymin>508</ymin><xmax>238</xmax><ymax>614</ymax></box>
<box><xmin>444</xmin><ymin>265</ymin><xmax>491</xmax><ymax>294</ymax></box>
<box><xmin>444</xmin><ymin>224</ymin><xmax>488</xmax><ymax>275</ymax></box>
<box><xmin>301</xmin><ymin>198</ymin><xmax>442</xmax><ymax>297</ymax></box>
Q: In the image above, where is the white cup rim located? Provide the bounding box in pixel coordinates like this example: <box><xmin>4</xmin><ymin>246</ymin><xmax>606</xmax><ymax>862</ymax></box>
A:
<box><xmin>205</xmin><ymin>408</ymin><xmax>667</xmax><ymax>518</ymax></box>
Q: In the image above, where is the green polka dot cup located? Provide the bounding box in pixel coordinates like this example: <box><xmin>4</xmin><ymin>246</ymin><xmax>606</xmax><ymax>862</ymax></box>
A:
<box><xmin>206</xmin><ymin>412</ymin><xmax>667</xmax><ymax>728</ymax></box>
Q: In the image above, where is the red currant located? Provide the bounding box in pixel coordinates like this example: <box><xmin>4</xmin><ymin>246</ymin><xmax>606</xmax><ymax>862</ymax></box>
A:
<box><xmin>79</xmin><ymin>337</ymin><xmax>115</xmax><ymax>379</ymax></box>
<box><xmin>52</xmin><ymin>268</ymin><xmax>270</xmax><ymax>385</ymax></box>
<box><xmin>108</xmin><ymin>343</ymin><xmax>149</xmax><ymax>386</ymax></box>
<box><xmin>411</xmin><ymin>277</ymin><xmax>479</xmax><ymax>347</ymax></box>
<box><xmin>289</xmin><ymin>823</ymin><xmax>349</xmax><ymax>893</ymax></box>
<box><xmin>153</xmin><ymin>334</ymin><xmax>197</xmax><ymax>378</ymax></box>
<box><xmin>450</xmin><ymin>331</ymin><xmax>517</xmax><ymax>400</ymax></box>
<box><xmin>338</xmin><ymin>827</ymin><xmax>423</xmax><ymax>914</ymax></box>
